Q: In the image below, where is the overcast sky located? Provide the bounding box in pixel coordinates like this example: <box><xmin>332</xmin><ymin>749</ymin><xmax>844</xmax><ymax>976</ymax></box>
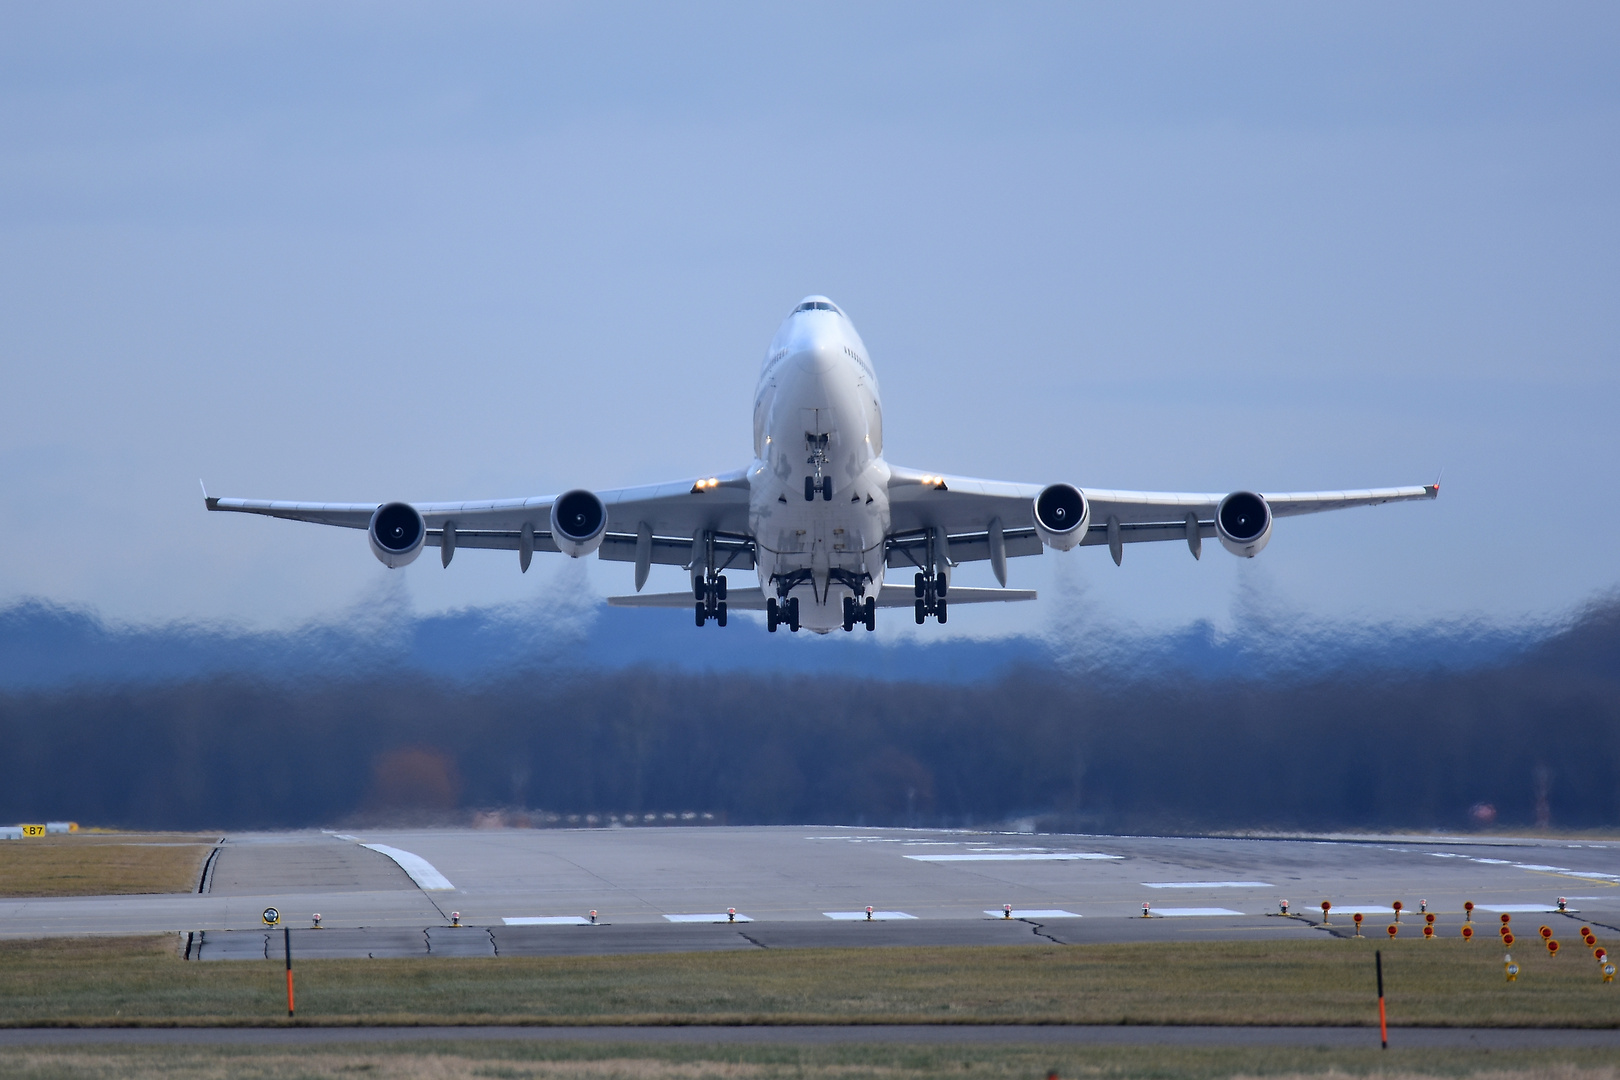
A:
<box><xmin>1</xmin><ymin>2</ymin><xmax>1616</xmax><ymax>641</ymax></box>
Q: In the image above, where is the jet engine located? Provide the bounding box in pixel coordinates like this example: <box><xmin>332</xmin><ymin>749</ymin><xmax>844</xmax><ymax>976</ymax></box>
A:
<box><xmin>1033</xmin><ymin>483</ymin><xmax>1091</xmax><ymax>551</ymax></box>
<box><xmin>1216</xmin><ymin>491</ymin><xmax>1273</xmax><ymax>558</ymax></box>
<box><xmin>368</xmin><ymin>502</ymin><xmax>426</xmax><ymax>568</ymax></box>
<box><xmin>550</xmin><ymin>489</ymin><xmax>607</xmax><ymax>558</ymax></box>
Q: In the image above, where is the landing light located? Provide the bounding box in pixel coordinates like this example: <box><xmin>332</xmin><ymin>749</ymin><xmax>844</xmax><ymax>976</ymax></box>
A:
<box><xmin>690</xmin><ymin>477</ymin><xmax>721</xmax><ymax>493</ymax></box>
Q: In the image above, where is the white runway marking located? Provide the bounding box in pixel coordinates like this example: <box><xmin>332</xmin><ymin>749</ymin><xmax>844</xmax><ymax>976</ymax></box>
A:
<box><xmin>823</xmin><ymin>911</ymin><xmax>916</xmax><ymax>920</ymax></box>
<box><xmin>663</xmin><ymin>913</ymin><xmax>753</xmax><ymax>923</ymax></box>
<box><xmin>907</xmin><ymin>853</ymin><xmax>1121</xmax><ymax>862</ymax></box>
<box><xmin>1333</xmin><ymin>906</ymin><xmax>1396</xmax><ymax>914</ymax></box>
<box><xmin>503</xmin><ymin>916</ymin><xmax>591</xmax><ymax>926</ymax></box>
<box><xmin>1477</xmin><ymin>904</ymin><xmax>1570</xmax><ymax>913</ymax></box>
<box><xmin>360</xmin><ymin>844</ymin><xmax>454</xmax><ymax>891</ymax></box>
<box><xmin>1150</xmin><ymin>907</ymin><xmax>1245</xmax><ymax>917</ymax></box>
<box><xmin>983</xmin><ymin>909</ymin><xmax>1081</xmax><ymax>919</ymax></box>
<box><xmin>1142</xmin><ymin>881</ymin><xmax>1272</xmax><ymax>889</ymax></box>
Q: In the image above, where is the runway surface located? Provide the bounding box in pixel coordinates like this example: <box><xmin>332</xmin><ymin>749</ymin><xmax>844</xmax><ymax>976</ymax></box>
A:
<box><xmin>0</xmin><ymin>826</ymin><xmax>1613</xmax><ymax>958</ymax></box>
<box><xmin>1</xmin><ymin>1025</ymin><xmax>1617</xmax><ymax>1049</ymax></box>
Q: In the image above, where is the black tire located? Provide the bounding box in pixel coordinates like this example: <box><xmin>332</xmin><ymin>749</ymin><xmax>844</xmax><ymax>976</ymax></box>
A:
<box><xmin>804</xmin><ymin>476</ymin><xmax>815</xmax><ymax>501</ymax></box>
<box><xmin>766</xmin><ymin>597</ymin><xmax>778</xmax><ymax>633</ymax></box>
<box><xmin>936</xmin><ymin>573</ymin><xmax>947</xmax><ymax>598</ymax></box>
<box><xmin>842</xmin><ymin>596</ymin><xmax>854</xmax><ymax>632</ymax></box>
<box><xmin>864</xmin><ymin>596</ymin><xmax>876</xmax><ymax>631</ymax></box>
<box><xmin>695</xmin><ymin>602</ymin><xmax>706</xmax><ymax>627</ymax></box>
<box><xmin>716</xmin><ymin>575</ymin><xmax>727</xmax><ymax>601</ymax></box>
<box><xmin>915</xmin><ymin>599</ymin><xmax>925</xmax><ymax>625</ymax></box>
<box><xmin>914</xmin><ymin>572</ymin><xmax>925</xmax><ymax>598</ymax></box>
<box><xmin>694</xmin><ymin>579</ymin><xmax>705</xmax><ymax>601</ymax></box>
<box><xmin>716</xmin><ymin>602</ymin><xmax>727</xmax><ymax>628</ymax></box>
<box><xmin>788</xmin><ymin>596</ymin><xmax>800</xmax><ymax>632</ymax></box>
<box><xmin>936</xmin><ymin>598</ymin><xmax>947</xmax><ymax>624</ymax></box>
<box><xmin>822</xmin><ymin>476</ymin><xmax>832</xmax><ymax>501</ymax></box>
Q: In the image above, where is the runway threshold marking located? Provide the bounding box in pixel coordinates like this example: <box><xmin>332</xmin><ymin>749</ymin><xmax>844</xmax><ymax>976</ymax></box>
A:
<box><xmin>359</xmin><ymin>844</ymin><xmax>455</xmax><ymax>891</ymax></box>
<box><xmin>1477</xmin><ymin>904</ymin><xmax>1572</xmax><ymax>913</ymax></box>
<box><xmin>983</xmin><ymin>909</ymin><xmax>1080</xmax><ymax>918</ymax></box>
<box><xmin>663</xmin><ymin>913</ymin><xmax>754</xmax><ymax>923</ymax></box>
<box><xmin>1150</xmin><ymin>907</ymin><xmax>1245</xmax><ymax>917</ymax></box>
<box><xmin>503</xmin><ymin>917</ymin><xmax>591</xmax><ymax>926</ymax></box>
<box><xmin>823</xmin><ymin>911</ymin><xmax>916</xmax><ymax>921</ymax></box>
<box><xmin>906</xmin><ymin>853</ymin><xmax>1121</xmax><ymax>862</ymax></box>
<box><xmin>1142</xmin><ymin>881</ymin><xmax>1272</xmax><ymax>889</ymax></box>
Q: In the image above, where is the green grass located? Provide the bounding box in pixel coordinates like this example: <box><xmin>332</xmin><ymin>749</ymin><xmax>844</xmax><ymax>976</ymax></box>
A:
<box><xmin>0</xmin><ymin>834</ymin><xmax>215</xmax><ymax>897</ymax></box>
<box><xmin>0</xmin><ymin>1042</ymin><xmax>1616</xmax><ymax>1080</ymax></box>
<box><xmin>0</xmin><ymin>935</ymin><xmax>1615</xmax><ymax>1028</ymax></box>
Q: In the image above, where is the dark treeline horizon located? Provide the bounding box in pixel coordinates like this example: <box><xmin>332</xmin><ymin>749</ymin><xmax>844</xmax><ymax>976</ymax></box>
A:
<box><xmin>2</xmin><ymin>598</ymin><xmax>1616</xmax><ymax>834</ymax></box>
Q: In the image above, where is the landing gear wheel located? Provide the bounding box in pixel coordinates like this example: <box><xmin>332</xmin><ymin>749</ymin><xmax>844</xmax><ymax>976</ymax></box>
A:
<box><xmin>935</xmin><ymin>574</ymin><xmax>947</xmax><ymax>598</ymax></box>
<box><xmin>766</xmin><ymin>597</ymin><xmax>779</xmax><ymax>633</ymax></box>
<box><xmin>716</xmin><ymin>602</ymin><xmax>727</xmax><ymax>627</ymax></box>
<box><xmin>804</xmin><ymin>476</ymin><xmax>815</xmax><ymax>501</ymax></box>
<box><xmin>914</xmin><ymin>572</ymin><xmax>925</xmax><ymax>598</ymax></box>
<box><xmin>788</xmin><ymin>596</ymin><xmax>801</xmax><ymax>633</ymax></box>
<box><xmin>821</xmin><ymin>476</ymin><xmax>832</xmax><ymax>501</ymax></box>
<box><xmin>915</xmin><ymin>599</ymin><xmax>926</xmax><ymax>625</ymax></box>
<box><xmin>842</xmin><ymin>596</ymin><xmax>855</xmax><ymax>632</ymax></box>
<box><xmin>864</xmin><ymin>596</ymin><xmax>876</xmax><ymax>631</ymax></box>
<box><xmin>695</xmin><ymin>601</ymin><xmax>706</xmax><ymax>627</ymax></box>
<box><xmin>716</xmin><ymin>575</ymin><xmax>727</xmax><ymax>600</ymax></box>
<box><xmin>936</xmin><ymin>598</ymin><xmax>947</xmax><ymax>624</ymax></box>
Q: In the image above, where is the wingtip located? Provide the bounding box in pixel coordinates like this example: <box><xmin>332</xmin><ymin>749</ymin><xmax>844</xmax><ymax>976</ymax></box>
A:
<box><xmin>200</xmin><ymin>479</ymin><xmax>219</xmax><ymax>510</ymax></box>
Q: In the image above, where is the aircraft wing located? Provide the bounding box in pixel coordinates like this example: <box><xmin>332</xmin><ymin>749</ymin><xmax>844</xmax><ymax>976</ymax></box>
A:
<box><xmin>885</xmin><ymin>464</ymin><xmax>1438</xmax><ymax>573</ymax></box>
<box><xmin>608</xmin><ymin>584</ymin><xmax>1036</xmax><ymax>610</ymax></box>
<box><xmin>205</xmin><ymin>468</ymin><xmax>756</xmax><ymax>571</ymax></box>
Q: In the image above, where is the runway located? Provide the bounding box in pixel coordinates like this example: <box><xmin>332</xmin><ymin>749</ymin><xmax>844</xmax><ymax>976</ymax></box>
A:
<box><xmin>0</xmin><ymin>1025</ymin><xmax>1617</xmax><ymax>1049</ymax></box>
<box><xmin>0</xmin><ymin>826</ymin><xmax>1613</xmax><ymax>958</ymax></box>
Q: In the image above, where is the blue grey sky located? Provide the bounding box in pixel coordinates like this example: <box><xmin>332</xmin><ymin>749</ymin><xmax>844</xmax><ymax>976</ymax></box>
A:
<box><xmin>1</xmin><ymin>2</ymin><xmax>1616</xmax><ymax>640</ymax></box>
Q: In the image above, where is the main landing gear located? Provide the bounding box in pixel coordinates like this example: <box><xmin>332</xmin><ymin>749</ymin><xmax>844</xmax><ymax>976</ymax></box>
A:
<box><xmin>803</xmin><ymin>475</ymin><xmax>831</xmax><ymax>501</ymax></box>
<box><xmin>842</xmin><ymin>595</ymin><xmax>876</xmax><ymax>632</ymax></box>
<box><xmin>766</xmin><ymin>595</ymin><xmax>800</xmax><ymax>633</ymax></box>
<box><xmin>696</xmin><ymin>574</ymin><xmax>727</xmax><ymax>627</ymax></box>
<box><xmin>913</xmin><ymin>571</ymin><xmax>948</xmax><ymax>625</ymax></box>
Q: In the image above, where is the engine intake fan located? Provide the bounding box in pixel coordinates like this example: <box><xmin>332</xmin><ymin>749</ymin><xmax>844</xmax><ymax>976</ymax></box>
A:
<box><xmin>368</xmin><ymin>502</ymin><xmax>426</xmax><ymax>568</ymax></box>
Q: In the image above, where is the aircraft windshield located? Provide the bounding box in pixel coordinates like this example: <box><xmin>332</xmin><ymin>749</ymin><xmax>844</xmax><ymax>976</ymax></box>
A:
<box><xmin>794</xmin><ymin>301</ymin><xmax>840</xmax><ymax>314</ymax></box>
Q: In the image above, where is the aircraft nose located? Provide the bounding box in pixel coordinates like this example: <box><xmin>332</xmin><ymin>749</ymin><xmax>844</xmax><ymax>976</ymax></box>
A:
<box><xmin>788</xmin><ymin>343</ymin><xmax>840</xmax><ymax>376</ymax></box>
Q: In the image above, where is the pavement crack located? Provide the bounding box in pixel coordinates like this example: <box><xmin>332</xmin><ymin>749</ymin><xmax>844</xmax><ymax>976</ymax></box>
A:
<box><xmin>736</xmin><ymin>931</ymin><xmax>769</xmax><ymax>949</ymax></box>
<box><xmin>423</xmin><ymin>928</ymin><xmax>432</xmax><ymax>955</ymax></box>
<box><xmin>486</xmin><ymin>929</ymin><xmax>499</xmax><ymax>957</ymax></box>
<box><xmin>1021</xmin><ymin>920</ymin><xmax>1064</xmax><ymax>944</ymax></box>
<box><xmin>195</xmin><ymin>844</ymin><xmax>222</xmax><ymax>894</ymax></box>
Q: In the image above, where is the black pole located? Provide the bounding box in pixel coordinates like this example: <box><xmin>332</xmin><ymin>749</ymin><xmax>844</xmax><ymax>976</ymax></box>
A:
<box><xmin>1375</xmin><ymin>950</ymin><xmax>1386</xmax><ymax>1049</ymax></box>
<box><xmin>285</xmin><ymin>926</ymin><xmax>294</xmax><ymax>1016</ymax></box>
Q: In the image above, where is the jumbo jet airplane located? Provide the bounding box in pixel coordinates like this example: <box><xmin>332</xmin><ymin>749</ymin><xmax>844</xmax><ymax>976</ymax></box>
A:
<box><xmin>207</xmin><ymin>296</ymin><xmax>1438</xmax><ymax>634</ymax></box>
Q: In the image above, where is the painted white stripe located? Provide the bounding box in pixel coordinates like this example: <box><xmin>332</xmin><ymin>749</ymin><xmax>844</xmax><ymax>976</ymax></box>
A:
<box><xmin>1477</xmin><ymin>904</ymin><xmax>1569</xmax><ymax>913</ymax></box>
<box><xmin>984</xmin><ymin>909</ymin><xmax>1081</xmax><ymax>919</ymax></box>
<box><xmin>823</xmin><ymin>911</ymin><xmax>917</xmax><ymax>921</ymax></box>
<box><xmin>1150</xmin><ymin>907</ymin><xmax>1244</xmax><ymax>917</ymax></box>
<box><xmin>1141</xmin><ymin>881</ymin><xmax>1273</xmax><ymax>889</ymax></box>
<box><xmin>503</xmin><ymin>916</ymin><xmax>590</xmax><ymax>926</ymax></box>
<box><xmin>1334</xmin><ymin>906</ymin><xmax>1396</xmax><ymax>915</ymax></box>
<box><xmin>360</xmin><ymin>844</ymin><xmax>455</xmax><ymax>891</ymax></box>
<box><xmin>907</xmin><ymin>853</ymin><xmax>1121</xmax><ymax>862</ymax></box>
<box><xmin>663</xmin><ymin>913</ymin><xmax>753</xmax><ymax>923</ymax></box>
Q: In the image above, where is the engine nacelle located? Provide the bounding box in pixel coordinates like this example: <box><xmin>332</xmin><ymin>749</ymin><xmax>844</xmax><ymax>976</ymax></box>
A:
<box><xmin>368</xmin><ymin>502</ymin><xmax>426</xmax><ymax>568</ymax></box>
<box><xmin>1033</xmin><ymin>483</ymin><xmax>1091</xmax><ymax>551</ymax></box>
<box><xmin>1216</xmin><ymin>490</ymin><xmax>1273</xmax><ymax>558</ymax></box>
<box><xmin>550</xmin><ymin>489</ymin><xmax>607</xmax><ymax>558</ymax></box>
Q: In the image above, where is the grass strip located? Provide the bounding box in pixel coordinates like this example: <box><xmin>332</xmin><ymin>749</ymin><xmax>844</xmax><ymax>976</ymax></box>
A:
<box><xmin>0</xmin><ymin>834</ymin><xmax>216</xmax><ymax>897</ymax></box>
<box><xmin>0</xmin><ymin>1042</ymin><xmax>1617</xmax><ymax>1080</ymax></box>
<box><xmin>0</xmin><ymin>935</ymin><xmax>1615</xmax><ymax>1028</ymax></box>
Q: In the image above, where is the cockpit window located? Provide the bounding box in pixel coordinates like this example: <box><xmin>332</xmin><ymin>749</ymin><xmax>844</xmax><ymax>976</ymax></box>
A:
<box><xmin>794</xmin><ymin>301</ymin><xmax>841</xmax><ymax>314</ymax></box>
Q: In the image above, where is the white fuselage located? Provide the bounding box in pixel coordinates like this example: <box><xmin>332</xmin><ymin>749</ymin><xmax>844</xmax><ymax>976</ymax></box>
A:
<box><xmin>748</xmin><ymin>300</ymin><xmax>890</xmax><ymax>632</ymax></box>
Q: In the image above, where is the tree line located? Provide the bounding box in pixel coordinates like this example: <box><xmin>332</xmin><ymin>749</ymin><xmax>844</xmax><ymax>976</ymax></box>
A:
<box><xmin>1</xmin><ymin>598</ymin><xmax>1615</xmax><ymax>833</ymax></box>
